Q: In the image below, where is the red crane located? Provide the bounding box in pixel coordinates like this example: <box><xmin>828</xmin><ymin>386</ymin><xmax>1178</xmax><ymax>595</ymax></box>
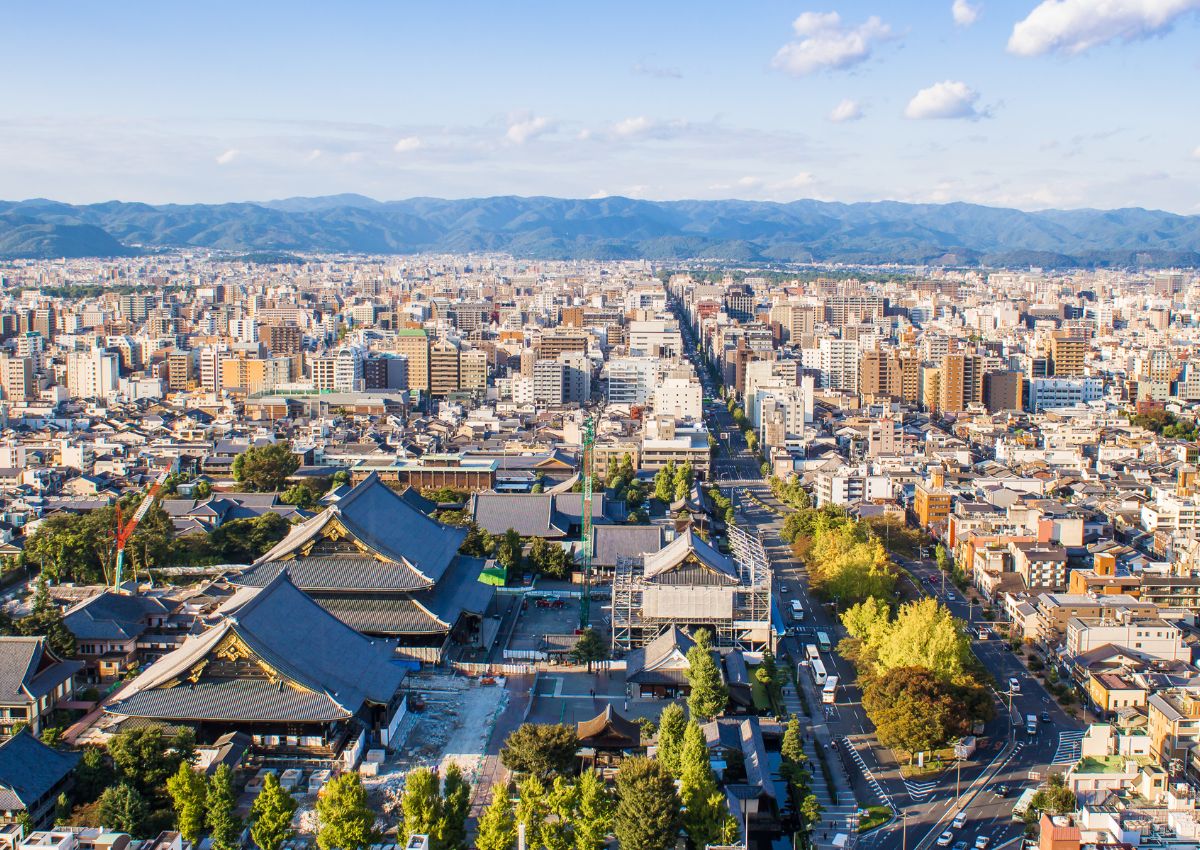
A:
<box><xmin>111</xmin><ymin>469</ymin><xmax>169</xmax><ymax>592</ymax></box>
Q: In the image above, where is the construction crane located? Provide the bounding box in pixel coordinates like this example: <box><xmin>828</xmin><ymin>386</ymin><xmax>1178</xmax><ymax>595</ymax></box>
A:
<box><xmin>578</xmin><ymin>415</ymin><xmax>595</xmax><ymax>631</ymax></box>
<box><xmin>111</xmin><ymin>468</ymin><xmax>170</xmax><ymax>592</ymax></box>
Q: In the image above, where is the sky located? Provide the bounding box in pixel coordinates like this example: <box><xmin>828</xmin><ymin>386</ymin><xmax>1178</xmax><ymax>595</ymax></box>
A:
<box><xmin>2</xmin><ymin>1</ymin><xmax>1199</xmax><ymax>212</ymax></box>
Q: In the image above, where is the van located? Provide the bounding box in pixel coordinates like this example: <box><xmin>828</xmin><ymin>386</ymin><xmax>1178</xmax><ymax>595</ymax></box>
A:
<box><xmin>1026</xmin><ymin>714</ymin><xmax>1038</xmax><ymax>735</ymax></box>
<box><xmin>952</xmin><ymin>812</ymin><xmax>968</xmax><ymax>829</ymax></box>
<box><xmin>1009</xmin><ymin>677</ymin><xmax>1021</xmax><ymax>693</ymax></box>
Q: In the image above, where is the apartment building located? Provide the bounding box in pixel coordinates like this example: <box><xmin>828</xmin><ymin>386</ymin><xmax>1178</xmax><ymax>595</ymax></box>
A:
<box><xmin>1065</xmin><ymin>615</ymin><xmax>1187</xmax><ymax>662</ymax></box>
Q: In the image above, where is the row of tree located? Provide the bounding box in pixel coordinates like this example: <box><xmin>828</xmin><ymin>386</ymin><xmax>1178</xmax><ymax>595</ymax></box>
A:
<box><xmin>459</xmin><ymin>526</ymin><xmax>574</xmax><ymax>579</ymax></box>
<box><xmin>780</xmin><ymin>504</ymin><xmax>897</xmax><ymax>605</ymax></box>
<box><xmin>652</xmin><ymin>460</ymin><xmax>695</xmax><ymax>504</ymax></box>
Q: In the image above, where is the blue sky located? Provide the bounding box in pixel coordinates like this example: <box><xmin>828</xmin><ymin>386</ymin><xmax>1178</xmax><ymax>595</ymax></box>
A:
<box><xmin>3</xmin><ymin>1</ymin><xmax>1198</xmax><ymax>211</ymax></box>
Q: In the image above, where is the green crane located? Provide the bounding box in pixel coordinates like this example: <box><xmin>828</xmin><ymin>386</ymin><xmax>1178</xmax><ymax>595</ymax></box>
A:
<box><xmin>579</xmin><ymin>415</ymin><xmax>595</xmax><ymax>630</ymax></box>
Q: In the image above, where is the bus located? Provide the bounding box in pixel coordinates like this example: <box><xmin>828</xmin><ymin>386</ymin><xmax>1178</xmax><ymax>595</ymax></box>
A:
<box><xmin>1011</xmin><ymin>788</ymin><xmax>1036</xmax><ymax>821</ymax></box>
<box><xmin>805</xmin><ymin>644</ymin><xmax>820</xmax><ymax>665</ymax></box>
<box><xmin>790</xmin><ymin>600</ymin><xmax>805</xmax><ymax>621</ymax></box>
<box><xmin>822</xmin><ymin>676</ymin><xmax>839</xmax><ymax>704</ymax></box>
<box><xmin>810</xmin><ymin>657</ymin><xmax>828</xmax><ymax>686</ymax></box>
<box><xmin>816</xmin><ymin>631</ymin><xmax>832</xmax><ymax>652</ymax></box>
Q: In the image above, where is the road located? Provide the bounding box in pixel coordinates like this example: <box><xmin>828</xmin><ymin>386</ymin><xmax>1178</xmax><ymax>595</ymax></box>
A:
<box><xmin>676</xmin><ymin>304</ymin><xmax>1082</xmax><ymax>850</ymax></box>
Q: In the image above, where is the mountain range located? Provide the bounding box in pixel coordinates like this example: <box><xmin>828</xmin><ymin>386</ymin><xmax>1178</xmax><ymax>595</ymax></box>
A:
<box><xmin>2</xmin><ymin>195</ymin><xmax>1199</xmax><ymax>268</ymax></box>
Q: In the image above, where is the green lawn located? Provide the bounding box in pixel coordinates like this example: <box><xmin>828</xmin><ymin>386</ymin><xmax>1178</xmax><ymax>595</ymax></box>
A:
<box><xmin>859</xmin><ymin>806</ymin><xmax>892</xmax><ymax>832</ymax></box>
<box><xmin>748</xmin><ymin>665</ymin><xmax>772</xmax><ymax>712</ymax></box>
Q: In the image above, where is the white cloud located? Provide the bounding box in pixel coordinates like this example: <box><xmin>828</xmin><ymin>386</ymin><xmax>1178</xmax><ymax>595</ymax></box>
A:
<box><xmin>393</xmin><ymin>136</ymin><xmax>422</xmax><ymax>153</ymax></box>
<box><xmin>305</xmin><ymin>149</ymin><xmax>322</xmax><ymax>162</ymax></box>
<box><xmin>952</xmin><ymin>0</ymin><xmax>981</xmax><ymax>26</ymax></box>
<box><xmin>776</xmin><ymin>172</ymin><xmax>816</xmax><ymax>189</ymax></box>
<box><xmin>588</xmin><ymin>190</ymin><xmax>610</xmax><ymax>199</ymax></box>
<box><xmin>772</xmin><ymin>11</ymin><xmax>892</xmax><ymax>76</ymax></box>
<box><xmin>215</xmin><ymin>149</ymin><xmax>238</xmax><ymax>165</ymax></box>
<box><xmin>505</xmin><ymin>112</ymin><xmax>552</xmax><ymax>144</ymax></box>
<box><xmin>904</xmin><ymin>80</ymin><xmax>983</xmax><ymax>120</ymax></box>
<box><xmin>1192</xmin><ymin>144</ymin><xmax>1200</xmax><ymax>159</ymax></box>
<box><xmin>632</xmin><ymin>62</ymin><xmax>682</xmax><ymax>79</ymax></box>
<box><xmin>614</xmin><ymin>116</ymin><xmax>655</xmax><ymax>137</ymax></box>
<box><xmin>1008</xmin><ymin>0</ymin><xmax>1200</xmax><ymax>57</ymax></box>
<box><xmin>737</xmin><ymin>176</ymin><xmax>763</xmax><ymax>188</ymax></box>
<box><xmin>828</xmin><ymin>98</ymin><xmax>863</xmax><ymax>123</ymax></box>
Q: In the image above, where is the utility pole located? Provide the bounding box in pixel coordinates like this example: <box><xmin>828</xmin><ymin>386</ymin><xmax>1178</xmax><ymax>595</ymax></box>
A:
<box><xmin>578</xmin><ymin>414</ymin><xmax>595</xmax><ymax>630</ymax></box>
<box><xmin>956</xmin><ymin>758</ymin><xmax>961</xmax><ymax>802</ymax></box>
<box><xmin>901</xmin><ymin>810</ymin><xmax>907</xmax><ymax>850</ymax></box>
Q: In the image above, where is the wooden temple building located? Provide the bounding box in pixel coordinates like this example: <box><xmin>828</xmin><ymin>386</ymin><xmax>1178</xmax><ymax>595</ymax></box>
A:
<box><xmin>234</xmin><ymin>473</ymin><xmax>495</xmax><ymax>662</ymax></box>
<box><xmin>106</xmin><ymin>572</ymin><xmax>407</xmax><ymax>766</ymax></box>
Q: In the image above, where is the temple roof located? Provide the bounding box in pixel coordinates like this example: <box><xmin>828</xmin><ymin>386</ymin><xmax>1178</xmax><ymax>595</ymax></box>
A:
<box><xmin>248</xmin><ymin>473</ymin><xmax>466</xmax><ymax>588</ymax></box>
<box><xmin>107</xmin><ymin>572</ymin><xmax>404</xmax><ymax>724</ymax></box>
<box><xmin>576</xmin><ymin>704</ymin><xmax>642</xmax><ymax>749</ymax></box>
<box><xmin>641</xmin><ymin>529</ymin><xmax>740</xmax><ymax>585</ymax></box>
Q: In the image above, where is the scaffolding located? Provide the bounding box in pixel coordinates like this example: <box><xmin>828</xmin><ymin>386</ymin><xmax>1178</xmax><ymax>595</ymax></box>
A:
<box><xmin>610</xmin><ymin>525</ymin><xmax>773</xmax><ymax>651</ymax></box>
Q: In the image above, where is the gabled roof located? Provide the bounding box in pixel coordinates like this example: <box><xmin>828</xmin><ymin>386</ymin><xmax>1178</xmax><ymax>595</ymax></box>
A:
<box><xmin>64</xmin><ymin>592</ymin><xmax>171</xmax><ymax>642</ymax></box>
<box><xmin>252</xmin><ymin>473</ymin><xmax>465</xmax><ymax>585</ymax></box>
<box><xmin>471</xmin><ymin>492</ymin><xmax>617</xmax><ymax>538</ymax></box>
<box><xmin>577</xmin><ymin>704</ymin><xmax>641</xmax><ymax>749</ymax></box>
<box><xmin>108</xmin><ymin>572</ymin><xmax>404</xmax><ymax>723</ymax></box>
<box><xmin>0</xmin><ymin>730</ymin><xmax>80</xmax><ymax>811</ymax></box>
<box><xmin>642</xmin><ymin>529</ymin><xmax>740</xmax><ymax>585</ymax></box>
<box><xmin>0</xmin><ymin>636</ymin><xmax>83</xmax><ymax>704</ymax></box>
<box><xmin>625</xmin><ymin>626</ymin><xmax>696</xmax><ymax>684</ymax></box>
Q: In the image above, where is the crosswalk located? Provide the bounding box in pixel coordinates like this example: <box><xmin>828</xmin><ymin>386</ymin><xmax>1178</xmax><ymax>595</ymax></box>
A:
<box><xmin>1053</xmin><ymin>730</ymin><xmax>1084</xmax><ymax>764</ymax></box>
<box><xmin>841</xmin><ymin>736</ymin><xmax>894</xmax><ymax>810</ymax></box>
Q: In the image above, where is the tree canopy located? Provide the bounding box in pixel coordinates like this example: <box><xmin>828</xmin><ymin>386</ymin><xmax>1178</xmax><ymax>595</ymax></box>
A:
<box><xmin>500</xmin><ymin>723</ymin><xmax>580</xmax><ymax>778</ymax></box>
<box><xmin>316</xmin><ymin>773</ymin><xmax>378</xmax><ymax>850</ymax></box>
<box><xmin>861</xmin><ymin>667</ymin><xmax>964</xmax><ymax>760</ymax></box>
<box><xmin>231</xmin><ymin>442</ymin><xmax>300</xmax><ymax>491</ymax></box>
<box><xmin>614</xmin><ymin>757</ymin><xmax>681</xmax><ymax>850</ymax></box>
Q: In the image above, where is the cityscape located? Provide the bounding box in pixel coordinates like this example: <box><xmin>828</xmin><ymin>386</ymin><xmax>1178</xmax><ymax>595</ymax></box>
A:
<box><xmin>3</xmin><ymin>5</ymin><xmax>1200</xmax><ymax>850</ymax></box>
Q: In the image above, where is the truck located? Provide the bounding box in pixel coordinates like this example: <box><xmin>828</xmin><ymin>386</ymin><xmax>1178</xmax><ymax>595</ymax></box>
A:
<box><xmin>1026</xmin><ymin>714</ymin><xmax>1038</xmax><ymax>736</ymax></box>
<box><xmin>1011</xmin><ymin>788</ymin><xmax>1036</xmax><ymax>820</ymax></box>
<box><xmin>953</xmin><ymin>736</ymin><xmax>977</xmax><ymax>760</ymax></box>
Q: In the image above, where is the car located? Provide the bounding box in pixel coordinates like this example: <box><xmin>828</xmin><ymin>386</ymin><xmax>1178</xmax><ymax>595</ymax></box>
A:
<box><xmin>953</xmin><ymin>841</ymin><xmax>969</xmax><ymax>850</ymax></box>
<box><xmin>947</xmin><ymin>592</ymin><xmax>958</xmax><ymax>601</ymax></box>
<box><xmin>1042</xmin><ymin>711</ymin><xmax>1052</xmax><ymax>723</ymax></box>
<box><xmin>936</xmin><ymin>833</ymin><xmax>954</xmax><ymax>847</ymax></box>
<box><xmin>780</xmin><ymin>584</ymin><xmax>790</xmax><ymax>594</ymax></box>
<box><xmin>952</xmin><ymin>812</ymin><xmax>968</xmax><ymax>829</ymax></box>
<box><xmin>1009</xmin><ymin>677</ymin><xmax>1021</xmax><ymax>693</ymax></box>
<box><xmin>974</xmin><ymin>837</ymin><xmax>991</xmax><ymax>850</ymax></box>
<box><xmin>995</xmin><ymin>784</ymin><xmax>1010</xmax><ymax>797</ymax></box>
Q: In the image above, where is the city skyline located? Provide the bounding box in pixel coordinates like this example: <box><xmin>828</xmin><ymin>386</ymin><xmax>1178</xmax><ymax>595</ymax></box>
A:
<box><xmin>3</xmin><ymin>0</ymin><xmax>1199</xmax><ymax>212</ymax></box>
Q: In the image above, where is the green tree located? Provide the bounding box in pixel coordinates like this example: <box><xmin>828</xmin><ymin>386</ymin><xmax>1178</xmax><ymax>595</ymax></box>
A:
<box><xmin>861</xmin><ymin>667</ymin><xmax>961</xmax><ymax>762</ymax></box>
<box><xmin>874</xmin><ymin>598</ymin><xmax>973</xmax><ymax>682</ymax></box>
<box><xmin>459</xmin><ymin>523</ymin><xmax>496</xmax><ymax>557</ymax></box>
<box><xmin>251</xmin><ymin>772</ymin><xmax>297</xmax><ymax>850</ymax></box>
<box><xmin>280</xmin><ymin>483</ymin><xmax>319</xmax><ymax>509</ymax></box>
<box><xmin>544</xmin><ymin>776</ymin><xmax>578</xmax><ymax>850</ymax></box>
<box><xmin>673</xmin><ymin>462</ymin><xmax>694</xmax><ymax>502</ymax></box>
<box><xmin>166</xmin><ymin>762</ymin><xmax>207</xmax><ymax>844</ymax></box>
<box><xmin>569</xmin><ymin>628</ymin><xmax>608</xmax><ymax>671</ymax></box>
<box><xmin>331</xmin><ymin>469</ymin><xmax>351</xmax><ymax>487</ymax></box>
<box><xmin>686</xmin><ymin>642</ymin><xmax>728</xmax><ymax>721</ymax></box>
<box><xmin>316</xmin><ymin>773</ymin><xmax>377</xmax><ymax>850</ymax></box>
<box><xmin>935</xmin><ymin>543</ymin><xmax>951</xmax><ymax>574</ymax></box>
<box><xmin>108</xmin><ymin>726</ymin><xmax>194</xmax><ymax>805</ymax></box>
<box><xmin>799</xmin><ymin>795</ymin><xmax>824</xmax><ymax>845</ymax></box>
<box><xmin>515</xmin><ymin>775</ymin><xmax>550</xmax><ymax>850</ymax></box>
<box><xmin>440</xmin><ymin>763</ymin><xmax>472</xmax><ymax>850</ymax></box>
<box><xmin>500</xmin><ymin>723</ymin><xmax>579</xmax><ymax>778</ymax></box>
<box><xmin>74</xmin><ymin>746</ymin><xmax>115</xmax><ymax>803</ymax></box>
<box><xmin>231</xmin><ymin>442</ymin><xmax>300</xmax><ymax>491</ymax></box>
<box><xmin>614</xmin><ymin>757</ymin><xmax>681</xmax><ymax>850</ymax></box>
<box><xmin>400</xmin><ymin>767</ymin><xmax>443</xmax><ymax>842</ymax></box>
<box><xmin>781</xmin><ymin>714</ymin><xmax>808</xmax><ymax>777</ymax></box>
<box><xmin>476</xmin><ymin>786</ymin><xmax>517</xmax><ymax>850</ymax></box>
<box><xmin>207</xmin><ymin>765</ymin><xmax>243</xmax><ymax>850</ymax></box>
<box><xmin>98</xmin><ymin>783</ymin><xmax>149</xmax><ymax>836</ymax></box>
<box><xmin>496</xmin><ymin>529</ymin><xmax>524</xmax><ymax>573</ymax></box>
<box><xmin>18</xmin><ymin>576</ymin><xmax>76</xmax><ymax>656</ymax></box>
<box><xmin>573</xmin><ymin>769</ymin><xmax>614</xmax><ymax>850</ymax></box>
<box><xmin>653</xmin><ymin>461</ymin><xmax>676</xmax><ymax>503</ymax></box>
<box><xmin>679</xmin><ymin>721</ymin><xmax>724</xmax><ymax>849</ymax></box>
<box><xmin>1028</xmin><ymin>774</ymin><xmax>1077</xmax><ymax>817</ymax></box>
<box><xmin>205</xmin><ymin>512</ymin><xmax>290</xmax><ymax>562</ymax></box>
<box><xmin>656</xmin><ymin>702</ymin><xmax>687</xmax><ymax>777</ymax></box>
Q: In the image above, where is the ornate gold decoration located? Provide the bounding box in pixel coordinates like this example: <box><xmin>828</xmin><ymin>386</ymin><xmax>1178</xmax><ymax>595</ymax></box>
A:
<box><xmin>213</xmin><ymin>632</ymin><xmax>254</xmax><ymax>662</ymax></box>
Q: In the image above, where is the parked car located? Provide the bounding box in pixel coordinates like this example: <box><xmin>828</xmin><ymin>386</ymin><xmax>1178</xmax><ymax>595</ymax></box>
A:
<box><xmin>936</xmin><ymin>833</ymin><xmax>954</xmax><ymax>847</ymax></box>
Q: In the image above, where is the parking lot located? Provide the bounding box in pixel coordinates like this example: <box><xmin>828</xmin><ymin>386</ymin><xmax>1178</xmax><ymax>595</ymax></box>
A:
<box><xmin>505</xmin><ymin>593</ymin><xmax>612</xmax><ymax>656</ymax></box>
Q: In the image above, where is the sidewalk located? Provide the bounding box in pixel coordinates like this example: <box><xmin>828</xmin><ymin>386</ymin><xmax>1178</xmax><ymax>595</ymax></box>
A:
<box><xmin>783</xmin><ymin>681</ymin><xmax>861</xmax><ymax>849</ymax></box>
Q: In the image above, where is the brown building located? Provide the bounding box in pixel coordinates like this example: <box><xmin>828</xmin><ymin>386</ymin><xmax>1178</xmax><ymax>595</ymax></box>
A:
<box><xmin>1037</xmin><ymin>815</ymin><xmax>1080</xmax><ymax>850</ymax></box>
<box><xmin>1050</xmin><ymin>332</ymin><xmax>1087</xmax><ymax>377</ymax></box>
<box><xmin>429</xmin><ymin>339</ymin><xmax>461</xmax><ymax>397</ymax></box>
<box><xmin>983</xmin><ymin>370</ymin><xmax>1023</xmax><ymax>412</ymax></box>
<box><xmin>393</xmin><ymin>328</ymin><xmax>431</xmax><ymax>392</ymax></box>
<box><xmin>913</xmin><ymin>467</ymin><xmax>953</xmax><ymax>530</ymax></box>
<box><xmin>938</xmin><ymin>353</ymin><xmax>983</xmax><ymax>414</ymax></box>
<box><xmin>264</xmin><ymin>323</ymin><xmax>302</xmax><ymax>357</ymax></box>
<box><xmin>538</xmin><ymin>330</ymin><xmax>589</xmax><ymax>359</ymax></box>
<box><xmin>165</xmin><ymin>350</ymin><xmax>194</xmax><ymax>392</ymax></box>
<box><xmin>0</xmin><ymin>355</ymin><xmax>35</xmax><ymax>402</ymax></box>
<box><xmin>859</xmin><ymin>349</ymin><xmax>921</xmax><ymax>404</ymax></box>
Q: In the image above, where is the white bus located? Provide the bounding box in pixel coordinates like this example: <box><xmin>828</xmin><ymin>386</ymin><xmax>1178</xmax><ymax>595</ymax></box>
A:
<box><xmin>810</xmin><ymin>657</ymin><xmax>828</xmax><ymax>686</ymax></box>
<box><xmin>822</xmin><ymin>676</ymin><xmax>839</xmax><ymax>704</ymax></box>
<box><xmin>805</xmin><ymin>644</ymin><xmax>820</xmax><ymax>665</ymax></box>
<box><xmin>816</xmin><ymin>631</ymin><xmax>832</xmax><ymax>652</ymax></box>
<box><xmin>790</xmin><ymin>600</ymin><xmax>805</xmax><ymax>621</ymax></box>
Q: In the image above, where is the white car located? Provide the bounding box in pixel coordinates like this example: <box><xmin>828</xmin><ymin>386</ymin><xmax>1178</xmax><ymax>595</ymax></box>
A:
<box><xmin>937</xmin><ymin>832</ymin><xmax>955</xmax><ymax>847</ymax></box>
<box><xmin>952</xmin><ymin>812</ymin><xmax>968</xmax><ymax>829</ymax></box>
<box><xmin>974</xmin><ymin>837</ymin><xmax>991</xmax><ymax>850</ymax></box>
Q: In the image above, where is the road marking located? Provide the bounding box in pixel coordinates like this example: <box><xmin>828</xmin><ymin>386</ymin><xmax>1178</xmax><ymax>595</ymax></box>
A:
<box><xmin>841</xmin><ymin>736</ymin><xmax>894</xmax><ymax>810</ymax></box>
<box><xmin>1052</xmin><ymin>730</ymin><xmax>1083</xmax><ymax>764</ymax></box>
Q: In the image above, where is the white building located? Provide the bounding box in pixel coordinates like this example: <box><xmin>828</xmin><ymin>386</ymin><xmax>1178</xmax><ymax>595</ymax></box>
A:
<box><xmin>652</xmin><ymin>375</ymin><xmax>703</xmax><ymax>421</ymax></box>
<box><xmin>628</xmin><ymin>320</ymin><xmax>683</xmax><ymax>359</ymax></box>
<box><xmin>819</xmin><ymin>339</ymin><xmax>859</xmax><ymax>393</ymax></box>
<box><xmin>1028</xmin><ymin>377</ymin><xmax>1103</xmax><ymax>412</ymax></box>
<box><xmin>814</xmin><ymin>465</ymin><xmax>892</xmax><ymax>507</ymax></box>
<box><xmin>65</xmin><ymin>348</ymin><xmax>120</xmax><ymax>400</ymax></box>
<box><xmin>1065</xmin><ymin>615</ymin><xmax>1187</xmax><ymax>663</ymax></box>
<box><xmin>607</xmin><ymin>357</ymin><xmax>662</xmax><ymax>406</ymax></box>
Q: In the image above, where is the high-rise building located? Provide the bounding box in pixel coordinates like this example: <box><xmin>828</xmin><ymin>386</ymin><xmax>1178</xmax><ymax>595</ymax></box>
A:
<box><xmin>264</xmin><ymin>324</ymin><xmax>303</xmax><ymax>357</ymax></box>
<box><xmin>165</xmin><ymin>351</ymin><xmax>195</xmax><ymax>392</ymax></box>
<box><xmin>429</xmin><ymin>339</ymin><xmax>461</xmax><ymax>397</ymax></box>
<box><xmin>533</xmin><ymin>359</ymin><xmax>567</xmax><ymax>406</ymax></box>
<box><xmin>459</xmin><ymin>349</ymin><xmax>488</xmax><ymax>393</ymax></box>
<box><xmin>66</xmin><ymin>348</ymin><xmax>120</xmax><ymax>399</ymax></box>
<box><xmin>983</xmin><ymin>370</ymin><xmax>1023</xmax><ymax>412</ymax></box>
<box><xmin>819</xmin><ymin>338</ymin><xmax>859</xmax><ymax>393</ymax></box>
<box><xmin>364</xmin><ymin>354</ymin><xmax>408</xmax><ymax>390</ymax></box>
<box><xmin>1050</xmin><ymin>332</ymin><xmax>1087</xmax><ymax>377</ymax></box>
<box><xmin>393</xmin><ymin>329</ymin><xmax>430</xmax><ymax>392</ymax></box>
<box><xmin>0</xmin><ymin>356</ymin><xmax>35</xmax><ymax>402</ymax></box>
<box><xmin>938</xmin><ymin>353</ymin><xmax>983</xmax><ymax>414</ymax></box>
